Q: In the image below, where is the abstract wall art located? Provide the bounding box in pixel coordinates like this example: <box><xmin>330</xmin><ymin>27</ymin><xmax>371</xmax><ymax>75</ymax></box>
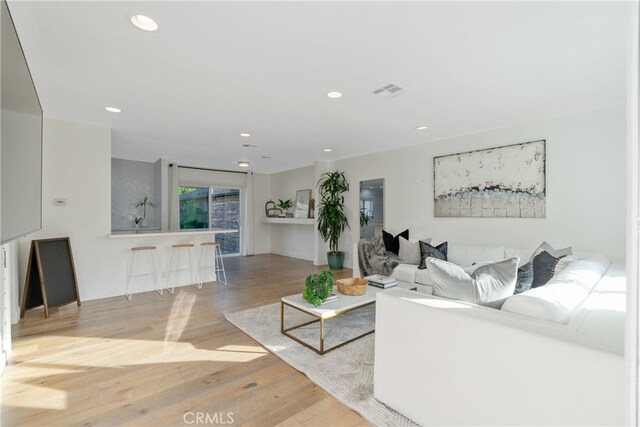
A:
<box><xmin>434</xmin><ymin>140</ymin><xmax>546</xmax><ymax>218</ymax></box>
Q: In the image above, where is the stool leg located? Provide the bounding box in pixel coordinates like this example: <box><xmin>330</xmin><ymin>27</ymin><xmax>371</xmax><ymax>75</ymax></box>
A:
<box><xmin>149</xmin><ymin>250</ymin><xmax>162</xmax><ymax>296</ymax></box>
<box><xmin>165</xmin><ymin>248</ymin><xmax>175</xmax><ymax>294</ymax></box>
<box><xmin>189</xmin><ymin>247</ymin><xmax>200</xmax><ymax>289</ymax></box>
<box><xmin>216</xmin><ymin>245</ymin><xmax>228</xmax><ymax>286</ymax></box>
<box><xmin>197</xmin><ymin>246</ymin><xmax>206</xmax><ymax>287</ymax></box>
<box><xmin>125</xmin><ymin>251</ymin><xmax>135</xmax><ymax>300</ymax></box>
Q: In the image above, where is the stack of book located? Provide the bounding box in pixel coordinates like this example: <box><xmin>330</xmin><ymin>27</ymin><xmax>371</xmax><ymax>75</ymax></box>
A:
<box><xmin>321</xmin><ymin>293</ymin><xmax>339</xmax><ymax>304</ymax></box>
<box><xmin>365</xmin><ymin>274</ymin><xmax>397</xmax><ymax>289</ymax></box>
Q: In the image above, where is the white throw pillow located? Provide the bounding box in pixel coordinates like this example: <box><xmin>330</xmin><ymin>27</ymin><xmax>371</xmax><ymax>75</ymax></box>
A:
<box><xmin>530</xmin><ymin>241</ymin><xmax>573</xmax><ymax>261</ymax></box>
<box><xmin>398</xmin><ymin>237</ymin><xmax>431</xmax><ymax>265</ymax></box>
<box><xmin>426</xmin><ymin>257</ymin><xmax>519</xmax><ymax>308</ymax></box>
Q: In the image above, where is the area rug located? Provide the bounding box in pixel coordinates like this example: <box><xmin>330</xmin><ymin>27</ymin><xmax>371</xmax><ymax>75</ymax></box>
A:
<box><xmin>225</xmin><ymin>303</ymin><xmax>417</xmax><ymax>426</ymax></box>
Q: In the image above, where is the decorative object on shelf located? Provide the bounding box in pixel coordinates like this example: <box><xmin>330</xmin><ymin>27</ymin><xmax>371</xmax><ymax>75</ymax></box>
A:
<box><xmin>277</xmin><ymin>199</ymin><xmax>293</xmax><ymax>218</ymax></box>
<box><xmin>434</xmin><ymin>140</ymin><xmax>546</xmax><ymax>218</ymax></box>
<box><xmin>134</xmin><ymin>196</ymin><xmax>155</xmax><ymax>228</ymax></box>
<box><xmin>309</xmin><ymin>198</ymin><xmax>315</xmax><ymax>218</ymax></box>
<box><xmin>265</xmin><ymin>200</ymin><xmax>282</xmax><ymax>218</ymax></box>
<box><xmin>303</xmin><ymin>270</ymin><xmax>335</xmax><ymax>307</ymax></box>
<box><xmin>317</xmin><ymin>170</ymin><xmax>350</xmax><ymax>269</ymax></box>
<box><xmin>294</xmin><ymin>189</ymin><xmax>312</xmax><ymax>219</ymax></box>
<box><xmin>336</xmin><ymin>277</ymin><xmax>368</xmax><ymax>296</ymax></box>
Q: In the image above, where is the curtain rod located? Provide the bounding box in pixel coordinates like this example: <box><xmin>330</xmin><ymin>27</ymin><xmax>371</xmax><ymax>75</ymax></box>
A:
<box><xmin>169</xmin><ymin>164</ymin><xmax>248</xmax><ymax>175</ymax></box>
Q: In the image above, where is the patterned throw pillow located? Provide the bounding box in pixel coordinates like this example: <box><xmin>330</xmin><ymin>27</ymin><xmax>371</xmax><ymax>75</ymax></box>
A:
<box><xmin>418</xmin><ymin>241</ymin><xmax>448</xmax><ymax>269</ymax></box>
<box><xmin>382</xmin><ymin>229</ymin><xmax>409</xmax><ymax>255</ymax></box>
<box><xmin>531</xmin><ymin>251</ymin><xmax>565</xmax><ymax>288</ymax></box>
<box><xmin>514</xmin><ymin>262</ymin><xmax>534</xmax><ymax>294</ymax></box>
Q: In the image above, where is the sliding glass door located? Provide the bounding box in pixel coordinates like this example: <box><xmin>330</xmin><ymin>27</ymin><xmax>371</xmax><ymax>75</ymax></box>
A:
<box><xmin>179</xmin><ymin>185</ymin><xmax>241</xmax><ymax>255</ymax></box>
<box><xmin>210</xmin><ymin>187</ymin><xmax>240</xmax><ymax>255</ymax></box>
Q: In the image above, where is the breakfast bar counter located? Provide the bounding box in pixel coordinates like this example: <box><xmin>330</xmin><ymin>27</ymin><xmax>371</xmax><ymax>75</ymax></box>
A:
<box><xmin>108</xmin><ymin>228</ymin><xmax>238</xmax><ymax>239</ymax></box>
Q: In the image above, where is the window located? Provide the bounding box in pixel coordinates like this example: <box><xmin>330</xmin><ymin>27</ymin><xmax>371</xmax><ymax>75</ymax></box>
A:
<box><xmin>179</xmin><ymin>185</ymin><xmax>241</xmax><ymax>255</ymax></box>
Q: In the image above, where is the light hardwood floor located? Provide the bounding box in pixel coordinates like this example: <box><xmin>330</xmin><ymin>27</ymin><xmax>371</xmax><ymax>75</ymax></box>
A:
<box><xmin>2</xmin><ymin>254</ymin><xmax>368</xmax><ymax>427</ymax></box>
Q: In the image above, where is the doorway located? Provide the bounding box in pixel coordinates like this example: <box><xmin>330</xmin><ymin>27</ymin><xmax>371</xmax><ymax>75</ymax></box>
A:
<box><xmin>359</xmin><ymin>179</ymin><xmax>384</xmax><ymax>239</ymax></box>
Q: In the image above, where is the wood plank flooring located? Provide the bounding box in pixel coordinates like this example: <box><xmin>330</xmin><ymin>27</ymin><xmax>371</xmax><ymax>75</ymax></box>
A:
<box><xmin>2</xmin><ymin>254</ymin><xmax>368</xmax><ymax>426</ymax></box>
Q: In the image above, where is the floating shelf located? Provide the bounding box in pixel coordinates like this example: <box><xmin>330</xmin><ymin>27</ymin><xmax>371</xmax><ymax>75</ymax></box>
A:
<box><xmin>263</xmin><ymin>217</ymin><xmax>315</xmax><ymax>225</ymax></box>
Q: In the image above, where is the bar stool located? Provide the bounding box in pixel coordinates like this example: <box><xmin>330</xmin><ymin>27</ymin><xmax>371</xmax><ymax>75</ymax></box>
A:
<box><xmin>165</xmin><ymin>243</ymin><xmax>197</xmax><ymax>293</ymax></box>
<box><xmin>198</xmin><ymin>242</ymin><xmax>228</xmax><ymax>287</ymax></box>
<box><xmin>125</xmin><ymin>246</ymin><xmax>161</xmax><ymax>300</ymax></box>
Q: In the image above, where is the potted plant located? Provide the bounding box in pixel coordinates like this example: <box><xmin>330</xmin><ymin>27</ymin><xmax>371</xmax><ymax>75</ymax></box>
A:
<box><xmin>360</xmin><ymin>209</ymin><xmax>370</xmax><ymax>228</ymax></box>
<box><xmin>277</xmin><ymin>199</ymin><xmax>292</xmax><ymax>217</ymax></box>
<box><xmin>134</xmin><ymin>196</ymin><xmax>156</xmax><ymax>228</ymax></box>
<box><xmin>316</xmin><ymin>171</ymin><xmax>350</xmax><ymax>269</ymax></box>
<box><xmin>303</xmin><ymin>270</ymin><xmax>335</xmax><ymax>307</ymax></box>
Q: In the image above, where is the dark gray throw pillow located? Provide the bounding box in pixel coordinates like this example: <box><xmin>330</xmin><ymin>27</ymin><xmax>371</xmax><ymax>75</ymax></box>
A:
<box><xmin>382</xmin><ymin>229</ymin><xmax>409</xmax><ymax>255</ymax></box>
<box><xmin>514</xmin><ymin>262</ymin><xmax>534</xmax><ymax>294</ymax></box>
<box><xmin>531</xmin><ymin>251</ymin><xmax>565</xmax><ymax>288</ymax></box>
<box><xmin>418</xmin><ymin>241</ymin><xmax>448</xmax><ymax>269</ymax></box>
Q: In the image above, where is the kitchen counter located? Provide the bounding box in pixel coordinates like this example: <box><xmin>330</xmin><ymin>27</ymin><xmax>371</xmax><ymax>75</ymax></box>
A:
<box><xmin>108</xmin><ymin>228</ymin><xmax>238</xmax><ymax>239</ymax></box>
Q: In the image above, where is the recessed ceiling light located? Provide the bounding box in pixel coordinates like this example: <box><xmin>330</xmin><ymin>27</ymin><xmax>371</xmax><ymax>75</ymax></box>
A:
<box><xmin>326</xmin><ymin>91</ymin><xmax>343</xmax><ymax>99</ymax></box>
<box><xmin>415</xmin><ymin>125</ymin><xmax>429</xmax><ymax>130</ymax></box>
<box><xmin>105</xmin><ymin>107</ymin><xmax>121</xmax><ymax>113</ymax></box>
<box><xmin>240</xmin><ymin>133</ymin><xmax>251</xmax><ymax>137</ymax></box>
<box><xmin>237</xmin><ymin>160</ymin><xmax>251</xmax><ymax>168</ymax></box>
<box><xmin>131</xmin><ymin>15</ymin><xmax>158</xmax><ymax>32</ymax></box>
<box><xmin>323</xmin><ymin>148</ymin><xmax>332</xmax><ymax>152</ymax></box>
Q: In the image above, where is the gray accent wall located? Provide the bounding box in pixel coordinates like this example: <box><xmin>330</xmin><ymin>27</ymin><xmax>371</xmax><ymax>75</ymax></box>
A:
<box><xmin>111</xmin><ymin>158</ymin><xmax>161</xmax><ymax>230</ymax></box>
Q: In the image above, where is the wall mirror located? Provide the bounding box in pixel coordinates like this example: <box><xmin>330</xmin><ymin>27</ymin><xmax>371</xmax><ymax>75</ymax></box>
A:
<box><xmin>359</xmin><ymin>178</ymin><xmax>384</xmax><ymax>239</ymax></box>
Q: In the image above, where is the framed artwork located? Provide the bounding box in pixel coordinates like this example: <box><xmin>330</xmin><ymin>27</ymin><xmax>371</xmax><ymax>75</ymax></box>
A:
<box><xmin>434</xmin><ymin>140</ymin><xmax>546</xmax><ymax>218</ymax></box>
<box><xmin>294</xmin><ymin>189</ymin><xmax>312</xmax><ymax>219</ymax></box>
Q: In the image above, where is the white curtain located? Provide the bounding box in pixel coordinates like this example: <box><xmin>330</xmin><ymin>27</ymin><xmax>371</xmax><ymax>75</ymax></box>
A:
<box><xmin>168</xmin><ymin>164</ymin><xmax>180</xmax><ymax>230</ymax></box>
<box><xmin>242</xmin><ymin>172</ymin><xmax>254</xmax><ymax>256</ymax></box>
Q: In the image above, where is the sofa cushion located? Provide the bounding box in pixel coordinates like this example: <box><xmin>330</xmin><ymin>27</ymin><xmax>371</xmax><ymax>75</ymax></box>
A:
<box><xmin>568</xmin><ymin>262</ymin><xmax>625</xmax><ymax>354</ymax></box>
<box><xmin>501</xmin><ymin>258</ymin><xmax>608</xmax><ymax>324</ymax></box>
<box><xmin>414</xmin><ymin>268</ymin><xmax>433</xmax><ymax>286</ymax></box>
<box><xmin>391</xmin><ymin>263</ymin><xmax>420</xmax><ymax>283</ymax></box>
<box><xmin>447</xmin><ymin>244</ymin><xmax>506</xmax><ymax>267</ymax></box>
<box><xmin>426</xmin><ymin>257</ymin><xmax>519</xmax><ymax>308</ymax></box>
<box><xmin>398</xmin><ymin>237</ymin><xmax>430</xmax><ymax>265</ymax></box>
<box><xmin>418</xmin><ymin>241</ymin><xmax>447</xmax><ymax>269</ymax></box>
<box><xmin>383</xmin><ymin>229</ymin><xmax>409</xmax><ymax>255</ymax></box>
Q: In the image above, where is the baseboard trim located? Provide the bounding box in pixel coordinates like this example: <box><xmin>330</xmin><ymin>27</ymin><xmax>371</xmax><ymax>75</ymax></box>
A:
<box><xmin>270</xmin><ymin>250</ymin><xmax>314</xmax><ymax>262</ymax></box>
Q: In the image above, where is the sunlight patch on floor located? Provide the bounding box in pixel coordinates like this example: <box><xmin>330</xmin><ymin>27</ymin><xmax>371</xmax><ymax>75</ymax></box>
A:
<box><xmin>164</xmin><ymin>292</ymin><xmax>197</xmax><ymax>345</ymax></box>
<box><xmin>2</xmin><ymin>382</ymin><xmax>68</xmax><ymax>410</ymax></box>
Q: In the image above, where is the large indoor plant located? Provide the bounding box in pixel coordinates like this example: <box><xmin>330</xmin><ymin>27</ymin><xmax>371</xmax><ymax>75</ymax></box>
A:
<box><xmin>316</xmin><ymin>171</ymin><xmax>350</xmax><ymax>269</ymax></box>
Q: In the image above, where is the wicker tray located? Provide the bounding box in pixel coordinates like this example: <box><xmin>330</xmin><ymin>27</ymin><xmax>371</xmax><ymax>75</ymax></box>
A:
<box><xmin>336</xmin><ymin>277</ymin><xmax>368</xmax><ymax>296</ymax></box>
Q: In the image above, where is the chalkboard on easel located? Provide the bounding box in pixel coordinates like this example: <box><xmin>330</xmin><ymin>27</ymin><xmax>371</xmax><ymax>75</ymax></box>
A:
<box><xmin>21</xmin><ymin>237</ymin><xmax>81</xmax><ymax>318</ymax></box>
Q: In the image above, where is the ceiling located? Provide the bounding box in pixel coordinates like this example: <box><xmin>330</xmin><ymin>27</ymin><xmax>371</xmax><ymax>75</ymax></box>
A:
<box><xmin>8</xmin><ymin>1</ymin><xmax>630</xmax><ymax>174</ymax></box>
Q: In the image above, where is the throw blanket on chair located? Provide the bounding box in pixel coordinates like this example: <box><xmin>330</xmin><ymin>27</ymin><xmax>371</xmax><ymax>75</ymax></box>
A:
<box><xmin>358</xmin><ymin>235</ymin><xmax>399</xmax><ymax>277</ymax></box>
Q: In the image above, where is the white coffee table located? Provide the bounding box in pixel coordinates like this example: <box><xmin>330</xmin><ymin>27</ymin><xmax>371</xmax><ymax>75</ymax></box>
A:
<box><xmin>280</xmin><ymin>280</ymin><xmax>416</xmax><ymax>354</ymax></box>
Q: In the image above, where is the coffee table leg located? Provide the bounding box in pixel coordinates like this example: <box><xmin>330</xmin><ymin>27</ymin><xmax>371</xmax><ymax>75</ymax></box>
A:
<box><xmin>320</xmin><ymin>318</ymin><xmax>325</xmax><ymax>354</ymax></box>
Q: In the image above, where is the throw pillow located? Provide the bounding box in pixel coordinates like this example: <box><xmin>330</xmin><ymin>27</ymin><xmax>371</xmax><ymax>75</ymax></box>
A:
<box><xmin>530</xmin><ymin>241</ymin><xmax>573</xmax><ymax>262</ymax></box>
<box><xmin>514</xmin><ymin>262</ymin><xmax>534</xmax><ymax>294</ymax></box>
<box><xmin>426</xmin><ymin>257</ymin><xmax>519</xmax><ymax>308</ymax></box>
<box><xmin>382</xmin><ymin>229</ymin><xmax>409</xmax><ymax>255</ymax></box>
<box><xmin>531</xmin><ymin>250</ymin><xmax>565</xmax><ymax>288</ymax></box>
<box><xmin>398</xmin><ymin>237</ymin><xmax>431</xmax><ymax>265</ymax></box>
<box><xmin>418</xmin><ymin>241</ymin><xmax>448</xmax><ymax>269</ymax></box>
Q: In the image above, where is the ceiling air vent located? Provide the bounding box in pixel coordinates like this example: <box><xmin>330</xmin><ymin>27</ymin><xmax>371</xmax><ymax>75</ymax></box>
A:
<box><xmin>241</xmin><ymin>143</ymin><xmax>259</xmax><ymax>149</ymax></box>
<box><xmin>371</xmin><ymin>83</ymin><xmax>407</xmax><ymax>99</ymax></box>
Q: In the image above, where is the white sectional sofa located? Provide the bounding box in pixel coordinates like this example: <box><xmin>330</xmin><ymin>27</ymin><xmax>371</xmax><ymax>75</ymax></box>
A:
<box><xmin>353</xmin><ymin>242</ymin><xmax>626</xmax><ymax>425</ymax></box>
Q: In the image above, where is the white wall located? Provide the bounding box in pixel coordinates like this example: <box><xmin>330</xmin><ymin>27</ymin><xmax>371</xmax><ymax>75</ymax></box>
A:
<box><xmin>331</xmin><ymin>105</ymin><xmax>627</xmax><ymax>268</ymax></box>
<box><xmin>111</xmin><ymin>158</ymin><xmax>160</xmax><ymax>229</ymax></box>
<box><xmin>269</xmin><ymin>165</ymin><xmax>316</xmax><ymax>261</ymax></box>
<box><xmin>252</xmin><ymin>173</ymin><xmax>271</xmax><ymax>255</ymax></box>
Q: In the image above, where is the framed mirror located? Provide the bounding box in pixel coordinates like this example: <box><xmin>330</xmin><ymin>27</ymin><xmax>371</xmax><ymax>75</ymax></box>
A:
<box><xmin>359</xmin><ymin>179</ymin><xmax>384</xmax><ymax>239</ymax></box>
